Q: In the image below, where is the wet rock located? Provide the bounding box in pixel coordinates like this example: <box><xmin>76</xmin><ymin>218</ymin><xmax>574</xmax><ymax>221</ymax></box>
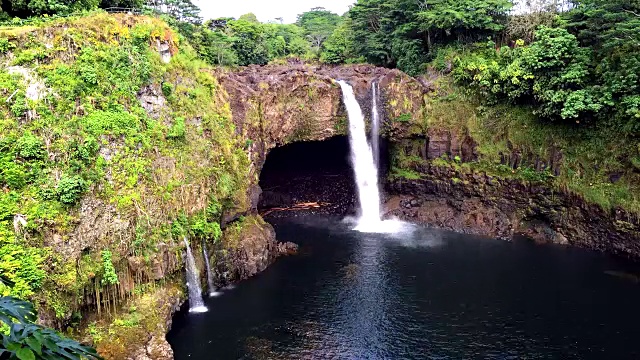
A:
<box><xmin>555</xmin><ymin>232</ymin><xmax>569</xmax><ymax>245</ymax></box>
<box><xmin>386</xmin><ymin>166</ymin><xmax>640</xmax><ymax>257</ymax></box>
<box><xmin>278</xmin><ymin>242</ymin><xmax>299</xmax><ymax>256</ymax></box>
<box><xmin>427</xmin><ymin>131</ymin><xmax>450</xmax><ymax>159</ymax></box>
<box><xmin>215</xmin><ymin>216</ymin><xmax>279</xmax><ymax>284</ymax></box>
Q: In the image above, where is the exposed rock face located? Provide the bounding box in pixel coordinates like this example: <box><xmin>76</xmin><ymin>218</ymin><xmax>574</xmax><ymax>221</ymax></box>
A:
<box><xmin>213</xmin><ymin>216</ymin><xmax>279</xmax><ymax>284</ymax></box>
<box><xmin>219</xmin><ymin>63</ymin><xmax>426</xmax><ymax>168</ymax></box>
<box><xmin>385</xmin><ymin>164</ymin><xmax>640</xmax><ymax>256</ymax></box>
<box><xmin>138</xmin><ymin>84</ymin><xmax>168</xmax><ymax>119</ymax></box>
<box><xmin>6</xmin><ymin>65</ymin><xmax>49</xmax><ymax>101</ymax></box>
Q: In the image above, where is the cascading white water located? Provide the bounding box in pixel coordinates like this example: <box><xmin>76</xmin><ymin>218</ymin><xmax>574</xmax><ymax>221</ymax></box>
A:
<box><xmin>183</xmin><ymin>237</ymin><xmax>207</xmax><ymax>313</ymax></box>
<box><xmin>371</xmin><ymin>82</ymin><xmax>380</xmax><ymax>168</ymax></box>
<box><xmin>338</xmin><ymin>81</ymin><xmax>382</xmax><ymax>230</ymax></box>
<box><xmin>339</xmin><ymin>80</ymin><xmax>412</xmax><ymax>234</ymax></box>
<box><xmin>202</xmin><ymin>240</ymin><xmax>221</xmax><ymax>297</ymax></box>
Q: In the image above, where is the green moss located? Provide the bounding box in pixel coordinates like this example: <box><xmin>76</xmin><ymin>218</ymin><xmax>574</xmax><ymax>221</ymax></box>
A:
<box><xmin>395</xmin><ymin>113</ymin><xmax>412</xmax><ymax>122</ymax></box>
<box><xmin>334</xmin><ymin>116</ymin><xmax>348</xmax><ymax>134</ymax></box>
<box><xmin>389</xmin><ymin>167</ymin><xmax>422</xmax><ymax>180</ymax></box>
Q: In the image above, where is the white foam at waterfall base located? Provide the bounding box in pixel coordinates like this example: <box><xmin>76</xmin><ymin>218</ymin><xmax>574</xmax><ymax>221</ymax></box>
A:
<box><xmin>337</xmin><ymin>80</ymin><xmax>413</xmax><ymax>234</ymax></box>
<box><xmin>183</xmin><ymin>237</ymin><xmax>208</xmax><ymax>313</ymax></box>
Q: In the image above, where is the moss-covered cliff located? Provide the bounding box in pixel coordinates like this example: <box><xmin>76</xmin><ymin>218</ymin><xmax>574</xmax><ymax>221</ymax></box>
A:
<box><xmin>386</xmin><ymin>77</ymin><xmax>640</xmax><ymax>256</ymax></box>
<box><xmin>0</xmin><ymin>13</ymin><xmax>265</xmax><ymax>358</ymax></box>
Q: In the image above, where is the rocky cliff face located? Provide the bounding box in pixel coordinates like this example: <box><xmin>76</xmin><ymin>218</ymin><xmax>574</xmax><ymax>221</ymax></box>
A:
<box><xmin>385</xmin><ymin>163</ymin><xmax>640</xmax><ymax>255</ymax></box>
<box><xmin>218</xmin><ymin>62</ymin><xmax>640</xmax><ymax>259</ymax></box>
<box><xmin>219</xmin><ymin>63</ymin><xmax>426</xmax><ymax>165</ymax></box>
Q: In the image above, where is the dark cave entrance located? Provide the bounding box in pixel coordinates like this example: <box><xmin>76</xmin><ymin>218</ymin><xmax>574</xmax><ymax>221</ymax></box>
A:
<box><xmin>258</xmin><ymin>136</ymin><xmax>355</xmax><ymax>217</ymax></box>
<box><xmin>258</xmin><ymin>135</ymin><xmax>391</xmax><ymax>217</ymax></box>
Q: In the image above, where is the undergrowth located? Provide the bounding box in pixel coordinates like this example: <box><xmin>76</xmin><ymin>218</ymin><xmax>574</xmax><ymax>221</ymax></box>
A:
<box><xmin>397</xmin><ymin>74</ymin><xmax>640</xmax><ymax>213</ymax></box>
<box><xmin>0</xmin><ymin>13</ymin><xmax>252</xmax><ymax>327</ymax></box>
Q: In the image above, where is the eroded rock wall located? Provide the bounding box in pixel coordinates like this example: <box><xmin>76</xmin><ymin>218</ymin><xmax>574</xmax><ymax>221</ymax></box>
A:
<box><xmin>386</xmin><ymin>163</ymin><xmax>640</xmax><ymax>256</ymax></box>
<box><xmin>219</xmin><ymin>63</ymin><xmax>426</xmax><ymax>168</ymax></box>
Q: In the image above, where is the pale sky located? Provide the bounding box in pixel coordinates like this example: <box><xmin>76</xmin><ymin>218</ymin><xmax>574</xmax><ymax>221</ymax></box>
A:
<box><xmin>193</xmin><ymin>0</ymin><xmax>355</xmax><ymax>23</ymax></box>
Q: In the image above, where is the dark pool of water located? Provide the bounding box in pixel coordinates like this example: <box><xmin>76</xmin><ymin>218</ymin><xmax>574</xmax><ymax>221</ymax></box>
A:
<box><xmin>168</xmin><ymin>216</ymin><xmax>640</xmax><ymax>359</ymax></box>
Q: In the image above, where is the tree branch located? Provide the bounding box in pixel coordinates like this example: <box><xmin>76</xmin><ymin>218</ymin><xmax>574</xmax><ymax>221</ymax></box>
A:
<box><xmin>623</xmin><ymin>9</ymin><xmax>640</xmax><ymax>17</ymax></box>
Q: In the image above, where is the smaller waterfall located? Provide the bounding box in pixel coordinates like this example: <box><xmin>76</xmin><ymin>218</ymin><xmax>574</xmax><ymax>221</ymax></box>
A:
<box><xmin>202</xmin><ymin>240</ymin><xmax>221</xmax><ymax>297</ymax></box>
<box><xmin>371</xmin><ymin>82</ymin><xmax>381</xmax><ymax>169</ymax></box>
<box><xmin>184</xmin><ymin>237</ymin><xmax>207</xmax><ymax>313</ymax></box>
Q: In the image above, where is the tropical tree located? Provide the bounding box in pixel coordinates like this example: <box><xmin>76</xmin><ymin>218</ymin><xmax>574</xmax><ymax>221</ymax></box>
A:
<box><xmin>296</xmin><ymin>7</ymin><xmax>341</xmax><ymax>52</ymax></box>
<box><xmin>320</xmin><ymin>16</ymin><xmax>359</xmax><ymax>64</ymax></box>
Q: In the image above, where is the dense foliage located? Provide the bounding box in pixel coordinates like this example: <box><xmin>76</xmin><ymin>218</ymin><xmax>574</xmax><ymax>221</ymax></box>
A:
<box><xmin>0</xmin><ymin>0</ymin><xmax>199</xmax><ymax>19</ymax></box>
<box><xmin>0</xmin><ymin>278</ymin><xmax>101</xmax><ymax>360</ymax></box>
<box><xmin>179</xmin><ymin>7</ymin><xmax>343</xmax><ymax>67</ymax></box>
<box><xmin>448</xmin><ymin>0</ymin><xmax>640</xmax><ymax>130</ymax></box>
<box><xmin>295</xmin><ymin>7</ymin><xmax>341</xmax><ymax>53</ymax></box>
<box><xmin>344</xmin><ymin>0</ymin><xmax>512</xmax><ymax>75</ymax></box>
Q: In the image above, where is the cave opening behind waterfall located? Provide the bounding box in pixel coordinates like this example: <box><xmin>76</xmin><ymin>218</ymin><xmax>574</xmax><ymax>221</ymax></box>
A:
<box><xmin>258</xmin><ymin>136</ymin><xmax>388</xmax><ymax>217</ymax></box>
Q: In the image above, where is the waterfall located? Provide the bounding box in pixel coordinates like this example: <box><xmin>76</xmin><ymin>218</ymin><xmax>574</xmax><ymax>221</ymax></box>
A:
<box><xmin>183</xmin><ymin>237</ymin><xmax>207</xmax><ymax>313</ymax></box>
<box><xmin>371</xmin><ymin>82</ymin><xmax>380</xmax><ymax>169</ymax></box>
<box><xmin>338</xmin><ymin>80</ymin><xmax>411</xmax><ymax>234</ymax></box>
<box><xmin>202</xmin><ymin>240</ymin><xmax>220</xmax><ymax>297</ymax></box>
<box><xmin>338</xmin><ymin>81</ymin><xmax>382</xmax><ymax>230</ymax></box>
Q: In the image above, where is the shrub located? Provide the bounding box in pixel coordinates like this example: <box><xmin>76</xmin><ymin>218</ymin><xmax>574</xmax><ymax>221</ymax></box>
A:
<box><xmin>2</xmin><ymin>163</ymin><xmax>27</xmax><ymax>190</ymax></box>
<box><xmin>0</xmin><ymin>38</ymin><xmax>15</xmax><ymax>54</ymax></box>
<box><xmin>161</xmin><ymin>82</ymin><xmax>173</xmax><ymax>97</ymax></box>
<box><xmin>16</xmin><ymin>134</ymin><xmax>45</xmax><ymax>160</ymax></box>
<box><xmin>57</xmin><ymin>175</ymin><xmax>86</xmax><ymax>205</ymax></box>
<box><xmin>100</xmin><ymin>250</ymin><xmax>118</xmax><ymax>286</ymax></box>
<box><xmin>82</xmin><ymin>110</ymin><xmax>139</xmax><ymax>136</ymax></box>
<box><xmin>166</xmin><ymin>117</ymin><xmax>186</xmax><ymax>140</ymax></box>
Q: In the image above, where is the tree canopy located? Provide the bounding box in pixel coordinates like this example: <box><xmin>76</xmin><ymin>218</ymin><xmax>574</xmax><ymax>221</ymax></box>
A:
<box><xmin>295</xmin><ymin>7</ymin><xmax>342</xmax><ymax>52</ymax></box>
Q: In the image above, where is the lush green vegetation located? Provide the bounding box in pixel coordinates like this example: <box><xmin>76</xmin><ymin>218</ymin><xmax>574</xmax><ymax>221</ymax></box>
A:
<box><xmin>175</xmin><ymin>7</ymin><xmax>346</xmax><ymax>67</ymax></box>
<box><xmin>0</xmin><ymin>11</ymin><xmax>251</xmax><ymax>355</ymax></box>
<box><xmin>0</xmin><ymin>277</ymin><xmax>101</xmax><ymax>359</ymax></box>
<box><xmin>334</xmin><ymin>0</ymin><xmax>639</xmax><ymax>129</ymax></box>
<box><xmin>0</xmin><ymin>0</ymin><xmax>199</xmax><ymax>20</ymax></box>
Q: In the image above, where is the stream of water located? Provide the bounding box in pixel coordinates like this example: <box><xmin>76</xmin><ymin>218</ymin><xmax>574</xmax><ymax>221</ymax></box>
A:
<box><xmin>371</xmin><ymin>82</ymin><xmax>381</xmax><ymax>169</ymax></box>
<box><xmin>338</xmin><ymin>81</ymin><xmax>407</xmax><ymax>234</ymax></box>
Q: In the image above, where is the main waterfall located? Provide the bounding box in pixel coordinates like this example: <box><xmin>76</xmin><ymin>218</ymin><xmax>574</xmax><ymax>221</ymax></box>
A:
<box><xmin>338</xmin><ymin>81</ymin><xmax>409</xmax><ymax>234</ymax></box>
<box><xmin>338</xmin><ymin>81</ymin><xmax>382</xmax><ymax>229</ymax></box>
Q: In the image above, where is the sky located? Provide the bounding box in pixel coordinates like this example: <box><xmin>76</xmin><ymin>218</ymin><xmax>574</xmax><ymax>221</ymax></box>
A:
<box><xmin>193</xmin><ymin>0</ymin><xmax>355</xmax><ymax>24</ymax></box>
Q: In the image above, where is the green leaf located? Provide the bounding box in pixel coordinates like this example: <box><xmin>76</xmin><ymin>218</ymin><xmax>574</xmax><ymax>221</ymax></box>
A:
<box><xmin>16</xmin><ymin>347</ymin><xmax>36</xmax><ymax>360</ymax></box>
<box><xmin>42</xmin><ymin>338</ymin><xmax>61</xmax><ymax>353</ymax></box>
<box><xmin>26</xmin><ymin>337</ymin><xmax>42</xmax><ymax>355</ymax></box>
<box><xmin>0</xmin><ymin>297</ymin><xmax>37</xmax><ymax>324</ymax></box>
